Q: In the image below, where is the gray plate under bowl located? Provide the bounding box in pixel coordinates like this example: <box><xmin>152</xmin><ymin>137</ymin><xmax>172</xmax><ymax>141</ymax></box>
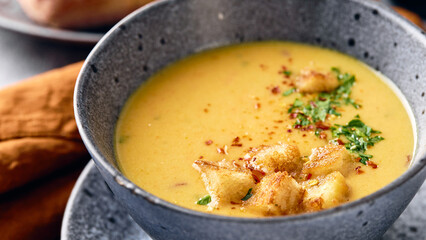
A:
<box><xmin>61</xmin><ymin>161</ymin><xmax>426</xmax><ymax>240</ymax></box>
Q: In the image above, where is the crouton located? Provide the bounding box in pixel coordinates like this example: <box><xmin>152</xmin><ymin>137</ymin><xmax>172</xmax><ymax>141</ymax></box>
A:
<box><xmin>247</xmin><ymin>144</ymin><xmax>302</xmax><ymax>175</ymax></box>
<box><xmin>296</xmin><ymin>69</ymin><xmax>339</xmax><ymax>93</ymax></box>
<box><xmin>302</xmin><ymin>144</ymin><xmax>353</xmax><ymax>177</ymax></box>
<box><xmin>245</xmin><ymin>172</ymin><xmax>305</xmax><ymax>215</ymax></box>
<box><xmin>303</xmin><ymin>171</ymin><xmax>349</xmax><ymax>211</ymax></box>
<box><xmin>193</xmin><ymin>160</ymin><xmax>255</xmax><ymax>208</ymax></box>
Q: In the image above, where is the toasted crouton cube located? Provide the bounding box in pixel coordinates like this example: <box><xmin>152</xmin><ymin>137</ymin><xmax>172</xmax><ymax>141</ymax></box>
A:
<box><xmin>302</xmin><ymin>144</ymin><xmax>353</xmax><ymax>177</ymax></box>
<box><xmin>303</xmin><ymin>171</ymin><xmax>349</xmax><ymax>210</ymax></box>
<box><xmin>245</xmin><ymin>172</ymin><xmax>304</xmax><ymax>215</ymax></box>
<box><xmin>193</xmin><ymin>160</ymin><xmax>255</xmax><ymax>208</ymax></box>
<box><xmin>296</xmin><ymin>69</ymin><xmax>339</xmax><ymax>93</ymax></box>
<box><xmin>248</xmin><ymin>144</ymin><xmax>302</xmax><ymax>175</ymax></box>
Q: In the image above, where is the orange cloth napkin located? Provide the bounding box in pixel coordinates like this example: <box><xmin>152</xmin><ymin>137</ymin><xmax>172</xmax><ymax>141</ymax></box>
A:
<box><xmin>393</xmin><ymin>6</ymin><xmax>424</xmax><ymax>29</ymax></box>
<box><xmin>0</xmin><ymin>61</ymin><xmax>89</xmax><ymax>240</ymax></box>
<box><xmin>1</xmin><ymin>168</ymin><xmax>82</xmax><ymax>240</ymax></box>
<box><xmin>0</xmin><ymin>61</ymin><xmax>88</xmax><ymax>194</ymax></box>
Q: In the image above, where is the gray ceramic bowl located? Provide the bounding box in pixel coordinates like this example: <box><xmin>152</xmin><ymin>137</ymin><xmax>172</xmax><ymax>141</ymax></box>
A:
<box><xmin>74</xmin><ymin>0</ymin><xmax>426</xmax><ymax>239</ymax></box>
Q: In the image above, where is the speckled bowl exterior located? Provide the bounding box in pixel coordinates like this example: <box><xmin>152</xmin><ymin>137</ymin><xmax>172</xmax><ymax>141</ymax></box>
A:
<box><xmin>74</xmin><ymin>0</ymin><xmax>426</xmax><ymax>239</ymax></box>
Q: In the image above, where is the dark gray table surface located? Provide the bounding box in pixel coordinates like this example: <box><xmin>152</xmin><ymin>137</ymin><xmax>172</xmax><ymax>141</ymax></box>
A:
<box><xmin>0</xmin><ymin>26</ymin><xmax>424</xmax><ymax>239</ymax></box>
<box><xmin>0</xmin><ymin>28</ymin><xmax>91</xmax><ymax>88</ymax></box>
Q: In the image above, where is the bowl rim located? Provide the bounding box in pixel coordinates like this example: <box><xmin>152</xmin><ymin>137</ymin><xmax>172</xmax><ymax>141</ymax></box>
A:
<box><xmin>75</xmin><ymin>0</ymin><xmax>426</xmax><ymax>223</ymax></box>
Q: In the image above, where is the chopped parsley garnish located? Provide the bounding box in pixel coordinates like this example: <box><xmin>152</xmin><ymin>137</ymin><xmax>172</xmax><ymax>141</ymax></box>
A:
<box><xmin>196</xmin><ymin>195</ymin><xmax>211</xmax><ymax>205</ymax></box>
<box><xmin>282</xmin><ymin>88</ymin><xmax>296</xmax><ymax>96</ymax></box>
<box><xmin>283</xmin><ymin>70</ymin><xmax>292</xmax><ymax>77</ymax></box>
<box><xmin>241</xmin><ymin>188</ymin><xmax>253</xmax><ymax>201</ymax></box>
<box><xmin>330</xmin><ymin>118</ymin><xmax>384</xmax><ymax>164</ymax></box>
<box><xmin>286</xmin><ymin>68</ymin><xmax>360</xmax><ymax>134</ymax></box>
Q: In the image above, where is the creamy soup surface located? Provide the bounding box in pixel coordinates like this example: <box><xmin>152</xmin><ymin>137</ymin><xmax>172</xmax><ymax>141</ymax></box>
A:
<box><xmin>115</xmin><ymin>41</ymin><xmax>414</xmax><ymax>217</ymax></box>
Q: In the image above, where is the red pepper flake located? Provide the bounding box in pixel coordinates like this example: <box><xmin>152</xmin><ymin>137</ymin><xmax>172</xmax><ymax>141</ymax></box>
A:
<box><xmin>205</xmin><ymin>140</ymin><xmax>213</xmax><ymax>145</ymax></box>
<box><xmin>316</xmin><ymin>122</ymin><xmax>330</xmax><ymax>130</ymax></box>
<box><xmin>231</xmin><ymin>136</ymin><xmax>243</xmax><ymax>147</ymax></box>
<box><xmin>319</xmin><ymin>131</ymin><xmax>327</xmax><ymax>139</ymax></box>
<box><xmin>310</xmin><ymin>101</ymin><xmax>317</xmax><ymax>108</ymax></box>
<box><xmin>255</xmin><ymin>103</ymin><xmax>261</xmax><ymax>109</ymax></box>
<box><xmin>259</xmin><ymin>64</ymin><xmax>268</xmax><ymax>70</ymax></box>
<box><xmin>217</xmin><ymin>145</ymin><xmax>229</xmax><ymax>155</ymax></box>
<box><xmin>302</xmin><ymin>134</ymin><xmax>307</xmax><ymax>137</ymax></box>
<box><xmin>319</xmin><ymin>97</ymin><xmax>327</xmax><ymax>101</ymax></box>
<box><xmin>230</xmin><ymin>201</ymin><xmax>240</xmax><ymax>205</ymax></box>
<box><xmin>299</xmin><ymin>125</ymin><xmax>315</xmax><ymax>131</ymax></box>
<box><xmin>199</xmin><ymin>156</ymin><xmax>203</xmax><ymax>159</ymax></box>
<box><xmin>238</xmin><ymin>157</ymin><xmax>243</xmax><ymax>160</ymax></box>
<box><xmin>367</xmin><ymin>161</ymin><xmax>378</xmax><ymax>169</ymax></box>
<box><xmin>274</xmin><ymin>120</ymin><xmax>284</xmax><ymax>123</ymax></box>
<box><xmin>232</xmin><ymin>161</ymin><xmax>242</xmax><ymax>168</ymax></box>
<box><xmin>306</xmin><ymin>173</ymin><xmax>312</xmax><ymax>180</ymax></box>
<box><xmin>355</xmin><ymin>166</ymin><xmax>364</xmax><ymax>174</ymax></box>
<box><xmin>251</xmin><ymin>169</ymin><xmax>266</xmax><ymax>183</ymax></box>
<box><xmin>289</xmin><ymin>113</ymin><xmax>298</xmax><ymax>119</ymax></box>
<box><xmin>407</xmin><ymin>155</ymin><xmax>412</xmax><ymax>163</ymax></box>
<box><xmin>335</xmin><ymin>139</ymin><xmax>344</xmax><ymax>145</ymax></box>
<box><xmin>287</xmin><ymin>129</ymin><xmax>292</xmax><ymax>133</ymax></box>
<box><xmin>204</xmin><ymin>108</ymin><xmax>209</xmax><ymax>113</ymax></box>
<box><xmin>271</xmin><ymin>86</ymin><xmax>281</xmax><ymax>95</ymax></box>
<box><xmin>174</xmin><ymin>182</ymin><xmax>188</xmax><ymax>187</ymax></box>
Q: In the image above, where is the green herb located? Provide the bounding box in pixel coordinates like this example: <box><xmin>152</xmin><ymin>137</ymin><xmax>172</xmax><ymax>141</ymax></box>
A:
<box><xmin>196</xmin><ymin>195</ymin><xmax>211</xmax><ymax>205</ymax></box>
<box><xmin>286</xmin><ymin>68</ymin><xmax>360</xmax><ymax>132</ymax></box>
<box><xmin>330</xmin><ymin>117</ymin><xmax>384</xmax><ymax>164</ymax></box>
<box><xmin>118</xmin><ymin>135</ymin><xmax>130</xmax><ymax>144</ymax></box>
<box><xmin>283</xmin><ymin>70</ymin><xmax>292</xmax><ymax>77</ymax></box>
<box><xmin>331</xmin><ymin>68</ymin><xmax>360</xmax><ymax>109</ymax></box>
<box><xmin>282</xmin><ymin>88</ymin><xmax>296</xmax><ymax>96</ymax></box>
<box><xmin>241</xmin><ymin>188</ymin><xmax>253</xmax><ymax>201</ymax></box>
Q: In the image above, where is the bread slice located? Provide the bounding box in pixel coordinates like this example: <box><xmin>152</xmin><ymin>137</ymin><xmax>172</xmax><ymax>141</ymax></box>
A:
<box><xmin>245</xmin><ymin>172</ymin><xmax>305</xmax><ymax>215</ymax></box>
<box><xmin>303</xmin><ymin>171</ymin><xmax>349</xmax><ymax>211</ymax></box>
<box><xmin>296</xmin><ymin>69</ymin><xmax>339</xmax><ymax>93</ymax></box>
<box><xmin>302</xmin><ymin>144</ymin><xmax>353</xmax><ymax>177</ymax></box>
<box><xmin>17</xmin><ymin>0</ymin><xmax>155</xmax><ymax>29</ymax></box>
<box><xmin>246</xmin><ymin>144</ymin><xmax>302</xmax><ymax>175</ymax></box>
<box><xmin>193</xmin><ymin>160</ymin><xmax>255</xmax><ymax>208</ymax></box>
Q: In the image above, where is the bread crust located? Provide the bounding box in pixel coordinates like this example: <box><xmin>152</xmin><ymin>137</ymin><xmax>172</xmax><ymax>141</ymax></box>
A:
<box><xmin>17</xmin><ymin>0</ymin><xmax>155</xmax><ymax>29</ymax></box>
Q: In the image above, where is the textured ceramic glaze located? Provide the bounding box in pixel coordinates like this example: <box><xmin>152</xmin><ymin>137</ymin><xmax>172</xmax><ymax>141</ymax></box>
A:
<box><xmin>74</xmin><ymin>0</ymin><xmax>426</xmax><ymax>239</ymax></box>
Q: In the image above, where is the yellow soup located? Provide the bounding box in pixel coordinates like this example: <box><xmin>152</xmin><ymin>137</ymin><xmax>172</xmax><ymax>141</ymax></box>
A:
<box><xmin>115</xmin><ymin>41</ymin><xmax>415</xmax><ymax>217</ymax></box>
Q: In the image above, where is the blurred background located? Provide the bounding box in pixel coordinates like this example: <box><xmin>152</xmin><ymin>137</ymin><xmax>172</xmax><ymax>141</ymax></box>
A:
<box><xmin>0</xmin><ymin>0</ymin><xmax>424</xmax><ymax>239</ymax></box>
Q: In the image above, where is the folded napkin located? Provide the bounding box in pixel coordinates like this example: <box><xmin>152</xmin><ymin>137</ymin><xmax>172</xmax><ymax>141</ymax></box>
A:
<box><xmin>1</xmin><ymin>168</ymin><xmax>82</xmax><ymax>240</ymax></box>
<box><xmin>0</xmin><ymin>61</ymin><xmax>88</xmax><ymax>194</ymax></box>
<box><xmin>0</xmin><ymin>61</ymin><xmax>89</xmax><ymax>240</ymax></box>
<box><xmin>393</xmin><ymin>6</ymin><xmax>424</xmax><ymax>29</ymax></box>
